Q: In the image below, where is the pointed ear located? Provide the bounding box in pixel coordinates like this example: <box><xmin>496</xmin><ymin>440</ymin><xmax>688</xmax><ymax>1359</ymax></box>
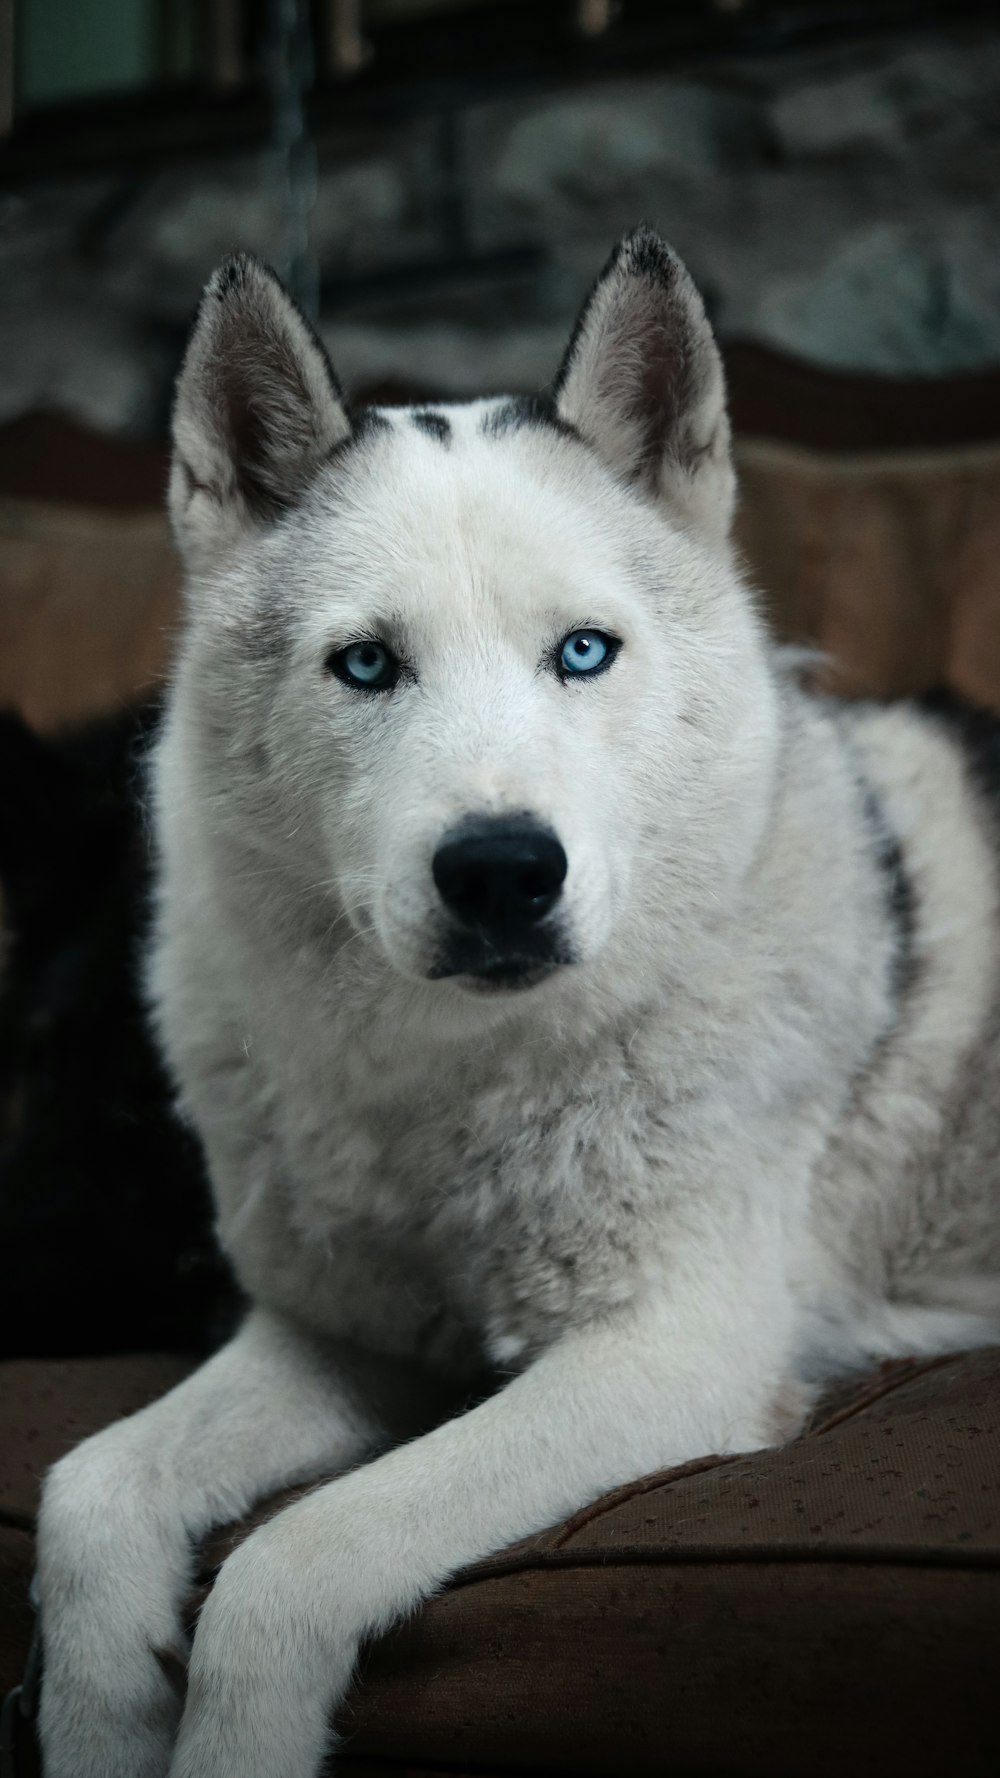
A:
<box><xmin>553</xmin><ymin>229</ymin><xmax>735</xmax><ymax>544</ymax></box>
<box><xmin>169</xmin><ymin>255</ymin><xmax>350</xmax><ymax>575</ymax></box>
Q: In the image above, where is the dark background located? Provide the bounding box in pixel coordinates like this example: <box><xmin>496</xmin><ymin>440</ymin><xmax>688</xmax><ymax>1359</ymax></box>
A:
<box><xmin>3</xmin><ymin>1</ymin><xmax>1000</xmax><ymax>431</ymax></box>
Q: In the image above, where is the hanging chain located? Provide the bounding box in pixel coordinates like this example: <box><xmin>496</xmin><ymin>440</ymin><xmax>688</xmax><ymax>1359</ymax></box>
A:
<box><xmin>265</xmin><ymin>0</ymin><xmax>320</xmax><ymax>320</ymax></box>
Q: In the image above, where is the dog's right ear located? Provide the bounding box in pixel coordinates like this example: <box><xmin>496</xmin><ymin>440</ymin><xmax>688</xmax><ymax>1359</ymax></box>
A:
<box><xmin>553</xmin><ymin>229</ymin><xmax>734</xmax><ymax>546</ymax></box>
<box><xmin>169</xmin><ymin>255</ymin><xmax>350</xmax><ymax>576</ymax></box>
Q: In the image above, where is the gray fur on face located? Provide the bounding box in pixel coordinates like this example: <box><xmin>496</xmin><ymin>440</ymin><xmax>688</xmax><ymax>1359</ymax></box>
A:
<box><xmin>36</xmin><ymin>230</ymin><xmax>1000</xmax><ymax>1778</ymax></box>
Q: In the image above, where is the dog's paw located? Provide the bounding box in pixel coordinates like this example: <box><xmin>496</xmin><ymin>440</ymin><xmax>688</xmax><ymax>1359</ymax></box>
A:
<box><xmin>37</xmin><ymin>1572</ymin><xmax>186</xmax><ymax>1778</ymax></box>
<box><xmin>39</xmin><ymin>1656</ymin><xmax>180</xmax><ymax>1778</ymax></box>
<box><xmin>168</xmin><ymin>1524</ymin><xmax>357</xmax><ymax>1778</ymax></box>
<box><xmin>36</xmin><ymin>1443</ymin><xmax>188</xmax><ymax>1778</ymax></box>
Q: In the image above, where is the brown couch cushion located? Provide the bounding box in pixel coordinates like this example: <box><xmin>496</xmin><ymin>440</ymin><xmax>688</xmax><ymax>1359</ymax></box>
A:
<box><xmin>0</xmin><ymin>496</ymin><xmax>178</xmax><ymax>733</ymax></box>
<box><xmin>2</xmin><ymin>1349</ymin><xmax>998</xmax><ymax>1776</ymax></box>
<box><xmin>739</xmin><ymin>437</ymin><xmax>1000</xmax><ymax>710</ymax></box>
<box><xmin>0</xmin><ymin>1354</ymin><xmax>193</xmax><ymax>1540</ymax></box>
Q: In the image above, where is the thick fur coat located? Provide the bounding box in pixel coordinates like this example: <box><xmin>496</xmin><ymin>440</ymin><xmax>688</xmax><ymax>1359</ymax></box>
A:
<box><xmin>36</xmin><ymin>230</ymin><xmax>1000</xmax><ymax>1778</ymax></box>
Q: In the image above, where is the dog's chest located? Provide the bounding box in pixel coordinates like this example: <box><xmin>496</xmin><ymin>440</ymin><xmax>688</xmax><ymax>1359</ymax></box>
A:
<box><xmin>266</xmin><ymin>1035</ymin><xmax>659</xmax><ymax>1368</ymax></box>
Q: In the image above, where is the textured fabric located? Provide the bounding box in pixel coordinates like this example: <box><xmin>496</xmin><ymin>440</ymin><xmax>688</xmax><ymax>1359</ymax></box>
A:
<box><xmin>736</xmin><ymin>438</ymin><xmax>1000</xmax><ymax>711</ymax></box>
<box><xmin>340</xmin><ymin>1566</ymin><xmax>998</xmax><ymax>1777</ymax></box>
<box><xmin>0</xmin><ymin>497</ymin><xmax>178</xmax><ymax>732</ymax></box>
<box><xmin>0</xmin><ymin>1355</ymin><xmax>192</xmax><ymax>1534</ymax></box>
<box><xmin>2</xmin><ymin>1350</ymin><xmax>998</xmax><ymax>1774</ymax></box>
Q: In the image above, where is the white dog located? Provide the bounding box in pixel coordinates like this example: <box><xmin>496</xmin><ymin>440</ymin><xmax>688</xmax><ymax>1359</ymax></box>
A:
<box><xmin>36</xmin><ymin>228</ymin><xmax>1000</xmax><ymax>1777</ymax></box>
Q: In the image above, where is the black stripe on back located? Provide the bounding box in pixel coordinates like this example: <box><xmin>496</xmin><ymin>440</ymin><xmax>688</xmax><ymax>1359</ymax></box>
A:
<box><xmin>857</xmin><ymin>774</ymin><xmax>918</xmax><ymax>1004</ymax></box>
<box><xmin>919</xmin><ymin>688</ymin><xmax>1000</xmax><ymax>818</ymax></box>
<box><xmin>843</xmin><ymin>757</ymin><xmax>918</xmax><ymax>1009</ymax></box>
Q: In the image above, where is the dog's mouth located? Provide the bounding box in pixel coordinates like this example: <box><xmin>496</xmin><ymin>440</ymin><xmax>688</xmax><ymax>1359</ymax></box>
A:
<box><xmin>451</xmin><ymin>959</ymin><xmax>559</xmax><ymax>994</ymax></box>
<box><xmin>428</xmin><ymin>927</ymin><xmax>573</xmax><ymax>992</ymax></box>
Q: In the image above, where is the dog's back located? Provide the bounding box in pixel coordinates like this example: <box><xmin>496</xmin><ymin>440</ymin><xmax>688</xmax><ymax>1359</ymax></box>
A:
<box><xmin>799</xmin><ymin>693</ymin><xmax>1000</xmax><ymax>1367</ymax></box>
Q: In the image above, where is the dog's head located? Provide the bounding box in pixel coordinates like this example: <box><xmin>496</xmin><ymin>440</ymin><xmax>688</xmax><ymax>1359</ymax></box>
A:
<box><xmin>168</xmin><ymin>231</ymin><xmax>779</xmax><ymax>1006</ymax></box>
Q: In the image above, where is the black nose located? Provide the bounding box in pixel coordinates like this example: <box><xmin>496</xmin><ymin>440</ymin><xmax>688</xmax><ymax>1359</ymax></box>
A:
<box><xmin>433</xmin><ymin>818</ymin><xmax>567</xmax><ymax>931</ymax></box>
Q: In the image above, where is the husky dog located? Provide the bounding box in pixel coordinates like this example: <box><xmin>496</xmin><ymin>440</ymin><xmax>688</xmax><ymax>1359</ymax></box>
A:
<box><xmin>36</xmin><ymin>229</ymin><xmax>1000</xmax><ymax>1778</ymax></box>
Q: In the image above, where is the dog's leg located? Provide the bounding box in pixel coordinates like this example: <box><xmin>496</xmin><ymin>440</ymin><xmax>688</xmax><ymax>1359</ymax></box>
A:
<box><xmin>35</xmin><ymin>1309</ymin><xmax>434</xmax><ymax>1778</ymax></box>
<box><xmin>169</xmin><ymin>1263</ymin><xmax>796</xmax><ymax>1778</ymax></box>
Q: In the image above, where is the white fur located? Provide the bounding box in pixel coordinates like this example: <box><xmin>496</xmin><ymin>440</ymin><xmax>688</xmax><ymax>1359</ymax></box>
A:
<box><xmin>36</xmin><ymin>232</ymin><xmax>1000</xmax><ymax>1778</ymax></box>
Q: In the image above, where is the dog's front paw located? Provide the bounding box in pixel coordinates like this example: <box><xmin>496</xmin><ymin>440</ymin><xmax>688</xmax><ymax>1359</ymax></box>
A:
<box><xmin>39</xmin><ymin>1647</ymin><xmax>181</xmax><ymax>1778</ymax></box>
<box><xmin>169</xmin><ymin>1524</ymin><xmax>360</xmax><ymax>1778</ymax></box>
<box><xmin>37</xmin><ymin>1560</ymin><xmax>184</xmax><ymax>1778</ymax></box>
<box><xmin>36</xmin><ymin>1445</ymin><xmax>188</xmax><ymax>1778</ymax></box>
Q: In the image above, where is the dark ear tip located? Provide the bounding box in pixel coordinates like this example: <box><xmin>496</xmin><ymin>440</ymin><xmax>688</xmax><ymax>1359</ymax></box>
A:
<box><xmin>206</xmin><ymin>252</ymin><xmax>285</xmax><ymax>307</ymax></box>
<box><xmin>615</xmin><ymin>226</ymin><xmax>682</xmax><ymax>287</ymax></box>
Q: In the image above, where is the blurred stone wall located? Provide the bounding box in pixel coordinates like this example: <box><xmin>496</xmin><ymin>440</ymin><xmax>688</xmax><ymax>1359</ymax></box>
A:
<box><xmin>2</xmin><ymin>23</ymin><xmax>999</xmax><ymax>433</ymax></box>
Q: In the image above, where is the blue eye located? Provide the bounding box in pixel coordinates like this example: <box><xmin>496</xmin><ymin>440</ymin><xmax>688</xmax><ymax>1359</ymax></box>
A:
<box><xmin>558</xmin><ymin>629</ymin><xmax>618</xmax><ymax>679</ymax></box>
<box><xmin>328</xmin><ymin>640</ymin><xmax>399</xmax><ymax>692</ymax></box>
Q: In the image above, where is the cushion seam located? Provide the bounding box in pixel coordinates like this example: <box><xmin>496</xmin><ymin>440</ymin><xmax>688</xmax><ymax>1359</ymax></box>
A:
<box><xmin>548</xmin><ymin>1450</ymin><xmax>742</xmax><ymax>1552</ymax></box>
<box><xmin>449</xmin><ymin>1542</ymin><xmax>1000</xmax><ymax>1589</ymax></box>
<box><xmin>806</xmin><ymin>1351</ymin><xmax>969</xmax><ymax>1438</ymax></box>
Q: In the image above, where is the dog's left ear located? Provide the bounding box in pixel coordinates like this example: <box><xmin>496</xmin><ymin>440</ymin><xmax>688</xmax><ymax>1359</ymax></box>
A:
<box><xmin>553</xmin><ymin>229</ymin><xmax>734</xmax><ymax>544</ymax></box>
<box><xmin>170</xmin><ymin>254</ymin><xmax>351</xmax><ymax>576</ymax></box>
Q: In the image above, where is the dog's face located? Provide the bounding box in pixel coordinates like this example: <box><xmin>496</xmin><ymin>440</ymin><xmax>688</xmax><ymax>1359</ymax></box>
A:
<box><xmin>168</xmin><ymin>233</ymin><xmax>779</xmax><ymax>1004</ymax></box>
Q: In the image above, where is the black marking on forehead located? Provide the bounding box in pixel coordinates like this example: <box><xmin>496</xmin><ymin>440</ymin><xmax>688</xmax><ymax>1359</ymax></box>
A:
<box><xmin>481</xmin><ymin>393</ymin><xmax>581</xmax><ymax>444</ymax></box>
<box><xmin>411</xmin><ymin>409</ymin><xmax>452</xmax><ymax>445</ymax></box>
<box><xmin>351</xmin><ymin>406</ymin><xmax>392</xmax><ymax>443</ymax></box>
<box><xmin>326</xmin><ymin>404</ymin><xmax>391</xmax><ymax>467</ymax></box>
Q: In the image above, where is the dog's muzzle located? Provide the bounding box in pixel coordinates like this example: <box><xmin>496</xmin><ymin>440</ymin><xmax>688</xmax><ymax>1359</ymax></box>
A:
<box><xmin>429</xmin><ymin>815</ymin><xmax>571</xmax><ymax>987</ymax></box>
